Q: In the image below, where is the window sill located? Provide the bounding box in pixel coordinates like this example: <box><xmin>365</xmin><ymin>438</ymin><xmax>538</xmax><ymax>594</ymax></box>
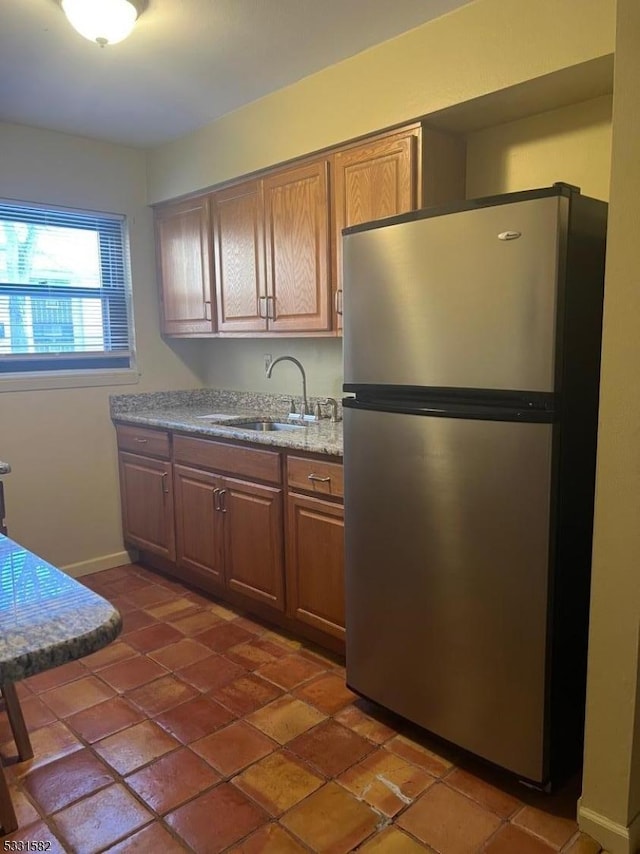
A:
<box><xmin>0</xmin><ymin>368</ymin><xmax>140</xmax><ymax>393</ymax></box>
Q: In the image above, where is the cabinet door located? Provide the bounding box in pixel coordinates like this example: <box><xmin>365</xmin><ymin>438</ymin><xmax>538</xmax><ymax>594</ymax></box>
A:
<box><xmin>212</xmin><ymin>180</ymin><xmax>267</xmax><ymax>332</ymax></box>
<box><xmin>333</xmin><ymin>129</ymin><xmax>419</xmax><ymax>329</ymax></box>
<box><xmin>263</xmin><ymin>161</ymin><xmax>331</xmax><ymax>332</ymax></box>
<box><xmin>222</xmin><ymin>477</ymin><xmax>285</xmax><ymax>610</ymax></box>
<box><xmin>155</xmin><ymin>197</ymin><xmax>214</xmax><ymax>335</ymax></box>
<box><xmin>287</xmin><ymin>493</ymin><xmax>345</xmax><ymax>640</ymax></box>
<box><xmin>174</xmin><ymin>465</ymin><xmax>225</xmax><ymax>588</ymax></box>
<box><xmin>118</xmin><ymin>452</ymin><xmax>175</xmax><ymax>560</ymax></box>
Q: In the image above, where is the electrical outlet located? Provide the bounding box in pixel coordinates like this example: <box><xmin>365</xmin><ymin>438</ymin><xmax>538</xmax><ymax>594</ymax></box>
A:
<box><xmin>264</xmin><ymin>353</ymin><xmax>272</xmax><ymax>373</ymax></box>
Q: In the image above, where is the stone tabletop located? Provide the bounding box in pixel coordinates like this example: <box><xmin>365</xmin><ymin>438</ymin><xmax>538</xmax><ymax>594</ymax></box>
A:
<box><xmin>110</xmin><ymin>389</ymin><xmax>344</xmax><ymax>457</ymax></box>
<box><xmin>0</xmin><ymin>535</ymin><xmax>122</xmax><ymax>683</ymax></box>
<box><xmin>0</xmin><ymin>462</ymin><xmax>10</xmax><ymax>475</ymax></box>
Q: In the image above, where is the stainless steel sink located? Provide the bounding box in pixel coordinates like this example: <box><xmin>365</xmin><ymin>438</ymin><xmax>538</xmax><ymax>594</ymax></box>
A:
<box><xmin>233</xmin><ymin>420</ymin><xmax>306</xmax><ymax>432</ymax></box>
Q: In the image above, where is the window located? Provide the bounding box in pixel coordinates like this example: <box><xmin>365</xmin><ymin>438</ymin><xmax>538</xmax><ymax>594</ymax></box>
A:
<box><xmin>0</xmin><ymin>200</ymin><xmax>134</xmax><ymax>374</ymax></box>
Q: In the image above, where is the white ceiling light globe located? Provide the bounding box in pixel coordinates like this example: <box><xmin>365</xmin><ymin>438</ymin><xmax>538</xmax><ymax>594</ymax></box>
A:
<box><xmin>62</xmin><ymin>0</ymin><xmax>140</xmax><ymax>46</ymax></box>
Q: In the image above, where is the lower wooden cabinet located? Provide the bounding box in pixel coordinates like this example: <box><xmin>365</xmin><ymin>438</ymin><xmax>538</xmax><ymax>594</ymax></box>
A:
<box><xmin>118</xmin><ymin>452</ymin><xmax>175</xmax><ymax>561</ymax></box>
<box><xmin>117</xmin><ymin>426</ymin><xmax>344</xmax><ymax>652</ymax></box>
<box><xmin>174</xmin><ymin>465</ymin><xmax>224</xmax><ymax>588</ymax></box>
<box><xmin>174</xmin><ymin>466</ymin><xmax>285</xmax><ymax>610</ymax></box>
<box><xmin>287</xmin><ymin>492</ymin><xmax>345</xmax><ymax>640</ymax></box>
<box><xmin>224</xmin><ymin>477</ymin><xmax>284</xmax><ymax>610</ymax></box>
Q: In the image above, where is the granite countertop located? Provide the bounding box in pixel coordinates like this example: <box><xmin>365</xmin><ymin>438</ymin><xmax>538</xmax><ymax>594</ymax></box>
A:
<box><xmin>0</xmin><ymin>461</ymin><xmax>11</xmax><ymax>475</ymax></box>
<box><xmin>111</xmin><ymin>389</ymin><xmax>344</xmax><ymax>458</ymax></box>
<box><xmin>0</xmin><ymin>535</ymin><xmax>122</xmax><ymax>683</ymax></box>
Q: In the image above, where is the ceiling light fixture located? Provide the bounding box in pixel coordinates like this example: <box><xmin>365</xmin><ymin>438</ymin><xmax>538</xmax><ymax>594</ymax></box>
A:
<box><xmin>61</xmin><ymin>0</ymin><xmax>146</xmax><ymax>47</ymax></box>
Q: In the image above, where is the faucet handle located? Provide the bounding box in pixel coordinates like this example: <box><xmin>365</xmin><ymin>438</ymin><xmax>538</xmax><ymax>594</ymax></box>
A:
<box><xmin>323</xmin><ymin>397</ymin><xmax>340</xmax><ymax>422</ymax></box>
<box><xmin>288</xmin><ymin>398</ymin><xmax>302</xmax><ymax>420</ymax></box>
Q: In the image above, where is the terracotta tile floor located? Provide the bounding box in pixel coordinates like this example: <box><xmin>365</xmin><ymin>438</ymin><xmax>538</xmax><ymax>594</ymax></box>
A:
<box><xmin>0</xmin><ymin>563</ymin><xmax>604</xmax><ymax>853</ymax></box>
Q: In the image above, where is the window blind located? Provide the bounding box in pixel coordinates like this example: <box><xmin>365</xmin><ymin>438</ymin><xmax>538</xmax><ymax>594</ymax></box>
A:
<box><xmin>0</xmin><ymin>200</ymin><xmax>133</xmax><ymax>373</ymax></box>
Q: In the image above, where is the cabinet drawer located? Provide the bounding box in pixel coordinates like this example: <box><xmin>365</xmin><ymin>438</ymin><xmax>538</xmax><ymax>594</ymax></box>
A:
<box><xmin>174</xmin><ymin>435</ymin><xmax>281</xmax><ymax>484</ymax></box>
<box><xmin>116</xmin><ymin>424</ymin><xmax>171</xmax><ymax>459</ymax></box>
<box><xmin>287</xmin><ymin>456</ymin><xmax>343</xmax><ymax>500</ymax></box>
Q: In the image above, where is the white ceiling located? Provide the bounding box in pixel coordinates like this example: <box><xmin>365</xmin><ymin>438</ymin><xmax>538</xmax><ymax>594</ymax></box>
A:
<box><xmin>0</xmin><ymin>0</ymin><xmax>474</xmax><ymax>149</ymax></box>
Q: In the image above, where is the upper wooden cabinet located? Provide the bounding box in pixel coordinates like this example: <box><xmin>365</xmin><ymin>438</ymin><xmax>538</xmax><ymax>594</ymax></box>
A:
<box><xmin>155</xmin><ymin>197</ymin><xmax>214</xmax><ymax>335</ymax></box>
<box><xmin>332</xmin><ymin>127</ymin><xmax>420</xmax><ymax>329</ymax></box>
<box><xmin>263</xmin><ymin>160</ymin><xmax>331</xmax><ymax>333</ymax></box>
<box><xmin>155</xmin><ymin>122</ymin><xmax>465</xmax><ymax>338</ymax></box>
<box><xmin>211</xmin><ymin>180</ymin><xmax>266</xmax><ymax>333</ymax></box>
<box><xmin>211</xmin><ymin>164</ymin><xmax>331</xmax><ymax>334</ymax></box>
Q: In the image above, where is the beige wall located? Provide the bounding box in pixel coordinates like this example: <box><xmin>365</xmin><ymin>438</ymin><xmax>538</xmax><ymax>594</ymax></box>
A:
<box><xmin>202</xmin><ymin>338</ymin><xmax>342</xmax><ymax>399</ymax></box>
<box><xmin>579</xmin><ymin>0</ymin><xmax>640</xmax><ymax>851</ymax></box>
<box><xmin>0</xmin><ymin>122</ymin><xmax>204</xmax><ymax>572</ymax></box>
<box><xmin>466</xmin><ymin>96</ymin><xmax>612</xmax><ymax>200</ymax></box>
<box><xmin>147</xmin><ymin>0</ymin><xmax>615</xmax><ymax>203</ymax></box>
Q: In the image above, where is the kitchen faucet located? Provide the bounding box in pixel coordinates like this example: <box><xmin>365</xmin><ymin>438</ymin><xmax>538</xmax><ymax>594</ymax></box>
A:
<box><xmin>266</xmin><ymin>355</ymin><xmax>310</xmax><ymax>418</ymax></box>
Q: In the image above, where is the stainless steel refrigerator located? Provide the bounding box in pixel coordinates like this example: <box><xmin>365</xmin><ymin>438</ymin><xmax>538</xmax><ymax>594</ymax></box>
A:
<box><xmin>342</xmin><ymin>183</ymin><xmax>607</xmax><ymax>788</ymax></box>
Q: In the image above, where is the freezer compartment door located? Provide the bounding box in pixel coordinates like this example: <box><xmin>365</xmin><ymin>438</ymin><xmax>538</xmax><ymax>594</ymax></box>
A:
<box><xmin>343</xmin><ymin>195</ymin><xmax>563</xmax><ymax>393</ymax></box>
<box><xmin>344</xmin><ymin>407</ymin><xmax>553</xmax><ymax>782</ymax></box>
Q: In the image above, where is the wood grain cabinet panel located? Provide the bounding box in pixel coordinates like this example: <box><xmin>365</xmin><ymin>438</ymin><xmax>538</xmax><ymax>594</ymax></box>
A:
<box><xmin>118</xmin><ymin>452</ymin><xmax>175</xmax><ymax>561</ymax></box>
<box><xmin>173</xmin><ymin>435</ymin><xmax>281</xmax><ymax>484</ymax></box>
<box><xmin>212</xmin><ymin>180</ymin><xmax>267</xmax><ymax>332</ymax></box>
<box><xmin>223</xmin><ymin>477</ymin><xmax>285</xmax><ymax>610</ymax></box>
<box><xmin>116</xmin><ymin>425</ymin><xmax>171</xmax><ymax>460</ymax></box>
<box><xmin>155</xmin><ymin>197</ymin><xmax>214</xmax><ymax>335</ymax></box>
<box><xmin>287</xmin><ymin>492</ymin><xmax>345</xmax><ymax>640</ymax></box>
<box><xmin>287</xmin><ymin>456</ymin><xmax>344</xmax><ymax>499</ymax></box>
<box><xmin>263</xmin><ymin>160</ymin><xmax>331</xmax><ymax>332</ymax></box>
<box><xmin>174</xmin><ymin>465</ymin><xmax>225</xmax><ymax>588</ymax></box>
<box><xmin>172</xmin><ymin>460</ymin><xmax>285</xmax><ymax>610</ymax></box>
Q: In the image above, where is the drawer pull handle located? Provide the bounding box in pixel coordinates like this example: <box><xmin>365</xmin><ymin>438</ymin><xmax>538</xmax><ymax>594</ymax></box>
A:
<box><xmin>308</xmin><ymin>474</ymin><xmax>331</xmax><ymax>483</ymax></box>
<box><xmin>219</xmin><ymin>489</ymin><xmax>228</xmax><ymax>512</ymax></box>
<box><xmin>133</xmin><ymin>438</ymin><xmax>148</xmax><ymax>444</ymax></box>
<box><xmin>213</xmin><ymin>487</ymin><xmax>221</xmax><ymax>511</ymax></box>
<box><xmin>161</xmin><ymin>472</ymin><xmax>169</xmax><ymax>494</ymax></box>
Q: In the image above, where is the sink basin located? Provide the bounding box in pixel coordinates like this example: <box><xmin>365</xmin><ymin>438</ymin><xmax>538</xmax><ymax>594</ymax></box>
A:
<box><xmin>233</xmin><ymin>420</ymin><xmax>306</xmax><ymax>432</ymax></box>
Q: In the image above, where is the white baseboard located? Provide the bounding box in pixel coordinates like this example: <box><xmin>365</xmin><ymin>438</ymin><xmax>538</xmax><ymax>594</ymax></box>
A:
<box><xmin>578</xmin><ymin>799</ymin><xmax>640</xmax><ymax>854</ymax></box>
<box><xmin>61</xmin><ymin>549</ymin><xmax>138</xmax><ymax>578</ymax></box>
